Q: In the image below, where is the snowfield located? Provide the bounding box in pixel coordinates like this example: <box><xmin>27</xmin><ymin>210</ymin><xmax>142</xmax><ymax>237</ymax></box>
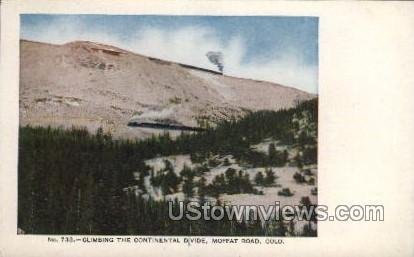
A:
<box><xmin>136</xmin><ymin>153</ymin><xmax>317</xmax><ymax>234</ymax></box>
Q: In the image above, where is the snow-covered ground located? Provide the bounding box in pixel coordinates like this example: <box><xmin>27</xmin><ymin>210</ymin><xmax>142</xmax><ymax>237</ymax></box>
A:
<box><xmin>221</xmin><ymin>166</ymin><xmax>316</xmax><ymax>207</ymax></box>
<box><xmin>220</xmin><ymin>166</ymin><xmax>316</xmax><ymax>234</ymax></box>
<box><xmin>141</xmin><ymin>155</ymin><xmax>317</xmax><ymax>206</ymax></box>
<box><xmin>204</xmin><ymin>163</ymin><xmax>241</xmax><ymax>184</ymax></box>
<box><xmin>134</xmin><ymin>150</ymin><xmax>317</xmax><ymax>235</ymax></box>
<box><xmin>144</xmin><ymin>154</ymin><xmax>195</xmax><ymax>176</ymax></box>
<box><xmin>250</xmin><ymin>138</ymin><xmax>289</xmax><ymax>154</ymax></box>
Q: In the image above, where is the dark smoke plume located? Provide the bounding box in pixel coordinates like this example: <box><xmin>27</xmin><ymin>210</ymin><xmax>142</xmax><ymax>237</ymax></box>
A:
<box><xmin>206</xmin><ymin>51</ymin><xmax>224</xmax><ymax>73</ymax></box>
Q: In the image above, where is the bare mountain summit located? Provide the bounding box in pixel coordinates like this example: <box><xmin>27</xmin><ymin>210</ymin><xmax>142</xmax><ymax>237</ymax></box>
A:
<box><xmin>20</xmin><ymin>40</ymin><xmax>315</xmax><ymax>139</ymax></box>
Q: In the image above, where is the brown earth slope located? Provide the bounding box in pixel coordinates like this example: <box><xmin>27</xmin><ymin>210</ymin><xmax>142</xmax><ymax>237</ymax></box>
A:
<box><xmin>20</xmin><ymin>40</ymin><xmax>315</xmax><ymax>139</ymax></box>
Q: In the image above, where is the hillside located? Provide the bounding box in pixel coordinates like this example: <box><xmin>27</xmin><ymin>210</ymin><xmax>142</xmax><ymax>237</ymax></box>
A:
<box><xmin>20</xmin><ymin>39</ymin><xmax>315</xmax><ymax>138</ymax></box>
<box><xmin>18</xmin><ymin>99</ymin><xmax>318</xmax><ymax>236</ymax></box>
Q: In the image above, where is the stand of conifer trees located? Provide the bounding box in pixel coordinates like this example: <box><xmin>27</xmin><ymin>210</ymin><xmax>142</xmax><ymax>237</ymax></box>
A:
<box><xmin>18</xmin><ymin>99</ymin><xmax>317</xmax><ymax>235</ymax></box>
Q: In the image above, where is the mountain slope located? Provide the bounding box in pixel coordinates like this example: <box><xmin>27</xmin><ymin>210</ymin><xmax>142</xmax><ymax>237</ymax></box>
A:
<box><xmin>20</xmin><ymin>39</ymin><xmax>315</xmax><ymax>138</ymax></box>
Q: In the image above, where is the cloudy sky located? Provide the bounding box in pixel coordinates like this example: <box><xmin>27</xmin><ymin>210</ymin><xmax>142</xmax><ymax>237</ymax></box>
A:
<box><xmin>21</xmin><ymin>15</ymin><xmax>318</xmax><ymax>93</ymax></box>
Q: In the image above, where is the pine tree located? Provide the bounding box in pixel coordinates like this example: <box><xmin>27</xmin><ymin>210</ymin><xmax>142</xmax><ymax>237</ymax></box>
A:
<box><xmin>264</xmin><ymin>168</ymin><xmax>276</xmax><ymax>186</ymax></box>
<box><xmin>254</xmin><ymin>171</ymin><xmax>264</xmax><ymax>185</ymax></box>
